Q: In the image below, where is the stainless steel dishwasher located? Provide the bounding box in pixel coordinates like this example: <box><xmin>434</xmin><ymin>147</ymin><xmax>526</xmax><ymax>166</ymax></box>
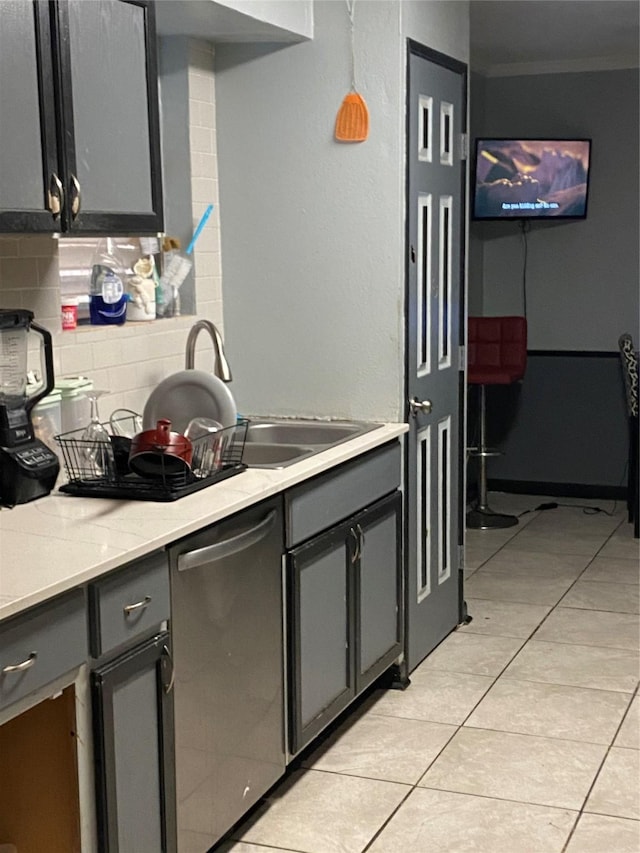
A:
<box><xmin>168</xmin><ymin>496</ymin><xmax>285</xmax><ymax>851</ymax></box>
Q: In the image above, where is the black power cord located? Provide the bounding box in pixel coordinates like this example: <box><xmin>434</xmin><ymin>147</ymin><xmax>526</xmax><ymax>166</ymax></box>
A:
<box><xmin>519</xmin><ymin>219</ymin><xmax>530</xmax><ymax>318</ymax></box>
<box><xmin>518</xmin><ymin>463</ymin><xmax>627</xmax><ymax>519</ymax></box>
<box><xmin>519</xmin><ymin>501</ymin><xmax>616</xmax><ymax>518</ymax></box>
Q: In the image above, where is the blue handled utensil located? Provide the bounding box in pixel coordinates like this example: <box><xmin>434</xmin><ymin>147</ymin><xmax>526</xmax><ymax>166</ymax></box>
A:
<box><xmin>160</xmin><ymin>204</ymin><xmax>215</xmax><ymax>295</ymax></box>
<box><xmin>186</xmin><ymin>204</ymin><xmax>214</xmax><ymax>255</ymax></box>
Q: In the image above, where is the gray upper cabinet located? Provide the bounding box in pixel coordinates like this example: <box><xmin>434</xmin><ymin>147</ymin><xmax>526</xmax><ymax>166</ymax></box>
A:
<box><xmin>0</xmin><ymin>0</ymin><xmax>163</xmax><ymax>235</ymax></box>
<box><xmin>0</xmin><ymin>1</ymin><xmax>59</xmax><ymax>232</ymax></box>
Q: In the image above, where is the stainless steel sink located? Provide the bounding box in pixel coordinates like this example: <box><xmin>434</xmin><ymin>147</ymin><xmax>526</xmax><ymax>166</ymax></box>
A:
<box><xmin>242</xmin><ymin>419</ymin><xmax>379</xmax><ymax>468</ymax></box>
<box><xmin>242</xmin><ymin>443</ymin><xmax>313</xmax><ymax>467</ymax></box>
<box><xmin>246</xmin><ymin>422</ymin><xmax>368</xmax><ymax>446</ymax></box>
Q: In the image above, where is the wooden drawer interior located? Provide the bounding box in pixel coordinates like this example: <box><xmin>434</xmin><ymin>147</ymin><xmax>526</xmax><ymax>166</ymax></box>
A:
<box><xmin>0</xmin><ymin>686</ymin><xmax>81</xmax><ymax>853</ymax></box>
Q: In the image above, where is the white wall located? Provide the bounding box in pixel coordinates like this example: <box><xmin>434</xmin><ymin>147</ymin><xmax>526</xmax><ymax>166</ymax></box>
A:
<box><xmin>215</xmin><ymin>0</ymin><xmax>468</xmax><ymax>422</ymax></box>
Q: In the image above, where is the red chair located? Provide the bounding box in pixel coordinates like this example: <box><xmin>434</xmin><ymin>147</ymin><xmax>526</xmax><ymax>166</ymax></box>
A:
<box><xmin>467</xmin><ymin>316</ymin><xmax>527</xmax><ymax>529</ymax></box>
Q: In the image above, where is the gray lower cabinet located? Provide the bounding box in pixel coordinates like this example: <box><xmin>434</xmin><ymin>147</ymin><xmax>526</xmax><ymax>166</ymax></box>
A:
<box><xmin>288</xmin><ymin>490</ymin><xmax>402</xmax><ymax>754</ymax></box>
<box><xmin>92</xmin><ymin>632</ymin><xmax>175</xmax><ymax>853</ymax></box>
<box><xmin>0</xmin><ymin>589</ymin><xmax>88</xmax><ymax>852</ymax></box>
<box><xmin>0</xmin><ymin>588</ymin><xmax>87</xmax><ymax>712</ymax></box>
<box><xmin>89</xmin><ymin>551</ymin><xmax>175</xmax><ymax>853</ymax></box>
<box><xmin>356</xmin><ymin>492</ymin><xmax>404</xmax><ymax>692</ymax></box>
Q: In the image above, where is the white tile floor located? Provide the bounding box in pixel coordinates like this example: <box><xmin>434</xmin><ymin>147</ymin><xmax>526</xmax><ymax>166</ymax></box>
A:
<box><xmin>219</xmin><ymin>495</ymin><xmax>639</xmax><ymax>853</ymax></box>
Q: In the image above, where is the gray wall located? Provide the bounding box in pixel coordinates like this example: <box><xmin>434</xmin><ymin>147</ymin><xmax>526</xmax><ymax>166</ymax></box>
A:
<box><xmin>482</xmin><ymin>354</ymin><xmax>629</xmax><ymax>493</ymax></box>
<box><xmin>156</xmin><ymin>0</ymin><xmax>314</xmax><ymax>41</ymax></box>
<box><xmin>468</xmin><ymin>67</ymin><xmax>638</xmax><ymax>493</ymax></box>
<box><xmin>472</xmin><ymin>69</ymin><xmax>639</xmax><ymax>349</ymax></box>
<box><xmin>214</xmin><ymin>1</ymin><xmax>468</xmax><ymax>422</ymax></box>
<box><xmin>217</xmin><ymin>0</ymin><xmax>313</xmax><ymax>37</ymax></box>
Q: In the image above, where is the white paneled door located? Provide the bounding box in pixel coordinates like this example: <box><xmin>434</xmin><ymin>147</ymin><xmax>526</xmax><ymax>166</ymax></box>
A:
<box><xmin>405</xmin><ymin>43</ymin><xmax>466</xmax><ymax>672</ymax></box>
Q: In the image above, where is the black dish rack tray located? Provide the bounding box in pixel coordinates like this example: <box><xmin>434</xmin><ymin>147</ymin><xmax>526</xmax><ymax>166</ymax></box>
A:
<box><xmin>55</xmin><ymin>417</ymin><xmax>248</xmax><ymax>502</ymax></box>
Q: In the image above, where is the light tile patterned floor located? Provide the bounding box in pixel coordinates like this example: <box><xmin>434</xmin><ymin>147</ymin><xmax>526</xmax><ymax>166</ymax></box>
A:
<box><xmin>219</xmin><ymin>495</ymin><xmax>639</xmax><ymax>853</ymax></box>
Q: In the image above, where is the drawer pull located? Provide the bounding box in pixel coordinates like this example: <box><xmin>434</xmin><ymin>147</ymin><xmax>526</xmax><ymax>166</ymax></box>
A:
<box><xmin>2</xmin><ymin>651</ymin><xmax>37</xmax><ymax>675</ymax></box>
<box><xmin>162</xmin><ymin>644</ymin><xmax>175</xmax><ymax>694</ymax></box>
<box><xmin>123</xmin><ymin>595</ymin><xmax>152</xmax><ymax>615</ymax></box>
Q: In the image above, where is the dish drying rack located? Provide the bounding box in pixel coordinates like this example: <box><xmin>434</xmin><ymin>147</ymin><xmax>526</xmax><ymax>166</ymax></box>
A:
<box><xmin>56</xmin><ymin>416</ymin><xmax>248</xmax><ymax>501</ymax></box>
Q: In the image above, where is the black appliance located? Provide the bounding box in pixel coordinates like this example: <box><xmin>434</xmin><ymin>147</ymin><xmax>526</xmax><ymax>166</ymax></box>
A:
<box><xmin>0</xmin><ymin>310</ymin><xmax>60</xmax><ymax>507</ymax></box>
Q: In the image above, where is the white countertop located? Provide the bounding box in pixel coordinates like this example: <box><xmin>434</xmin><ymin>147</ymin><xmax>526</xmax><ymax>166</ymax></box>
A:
<box><xmin>0</xmin><ymin>422</ymin><xmax>407</xmax><ymax>624</ymax></box>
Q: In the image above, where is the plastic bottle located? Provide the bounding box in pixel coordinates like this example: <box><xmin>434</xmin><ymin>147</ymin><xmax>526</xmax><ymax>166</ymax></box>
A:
<box><xmin>89</xmin><ymin>238</ymin><xmax>128</xmax><ymax>325</ymax></box>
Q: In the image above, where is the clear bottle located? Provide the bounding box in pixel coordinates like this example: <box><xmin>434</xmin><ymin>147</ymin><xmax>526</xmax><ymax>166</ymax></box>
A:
<box><xmin>89</xmin><ymin>238</ymin><xmax>128</xmax><ymax>325</ymax></box>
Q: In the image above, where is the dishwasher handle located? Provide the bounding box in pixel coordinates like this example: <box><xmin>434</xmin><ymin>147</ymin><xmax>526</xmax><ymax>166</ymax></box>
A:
<box><xmin>177</xmin><ymin>510</ymin><xmax>278</xmax><ymax>571</ymax></box>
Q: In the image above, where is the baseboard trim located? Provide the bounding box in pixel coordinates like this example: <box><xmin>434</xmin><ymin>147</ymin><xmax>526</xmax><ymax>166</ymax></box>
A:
<box><xmin>488</xmin><ymin>479</ymin><xmax>627</xmax><ymax>501</ymax></box>
<box><xmin>527</xmin><ymin>350</ymin><xmax>619</xmax><ymax>359</ymax></box>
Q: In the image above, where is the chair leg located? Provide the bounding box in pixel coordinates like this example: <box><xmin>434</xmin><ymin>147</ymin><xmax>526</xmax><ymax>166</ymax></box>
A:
<box><xmin>467</xmin><ymin>384</ymin><xmax>518</xmax><ymax>530</ymax></box>
<box><xmin>627</xmin><ymin>420</ymin><xmax>635</xmax><ymax>521</ymax></box>
<box><xmin>627</xmin><ymin>417</ymin><xmax>638</xmax><ymax>522</ymax></box>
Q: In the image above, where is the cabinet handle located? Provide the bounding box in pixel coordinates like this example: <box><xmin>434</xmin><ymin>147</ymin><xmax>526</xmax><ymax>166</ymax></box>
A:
<box><xmin>356</xmin><ymin>524</ymin><xmax>365</xmax><ymax>550</ymax></box>
<box><xmin>2</xmin><ymin>651</ymin><xmax>37</xmax><ymax>675</ymax></box>
<box><xmin>69</xmin><ymin>174</ymin><xmax>81</xmax><ymax>219</ymax></box>
<box><xmin>47</xmin><ymin>173</ymin><xmax>64</xmax><ymax>218</ymax></box>
<box><xmin>350</xmin><ymin>527</ymin><xmax>360</xmax><ymax>563</ymax></box>
<box><xmin>162</xmin><ymin>644</ymin><xmax>175</xmax><ymax>694</ymax></box>
<box><xmin>123</xmin><ymin>595</ymin><xmax>152</xmax><ymax>615</ymax></box>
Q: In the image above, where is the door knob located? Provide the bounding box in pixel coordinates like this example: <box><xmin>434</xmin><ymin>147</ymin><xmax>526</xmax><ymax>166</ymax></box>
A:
<box><xmin>409</xmin><ymin>397</ymin><xmax>432</xmax><ymax>415</ymax></box>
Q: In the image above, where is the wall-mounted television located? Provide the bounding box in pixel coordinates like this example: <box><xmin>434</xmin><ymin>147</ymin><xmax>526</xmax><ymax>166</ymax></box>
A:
<box><xmin>472</xmin><ymin>138</ymin><xmax>592</xmax><ymax>220</ymax></box>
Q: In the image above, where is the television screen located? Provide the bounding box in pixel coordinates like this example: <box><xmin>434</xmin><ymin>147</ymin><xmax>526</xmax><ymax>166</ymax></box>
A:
<box><xmin>472</xmin><ymin>138</ymin><xmax>591</xmax><ymax>220</ymax></box>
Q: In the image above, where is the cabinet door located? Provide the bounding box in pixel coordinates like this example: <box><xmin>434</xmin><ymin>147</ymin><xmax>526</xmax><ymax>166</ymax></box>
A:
<box><xmin>0</xmin><ymin>1</ymin><xmax>61</xmax><ymax>231</ymax></box>
<box><xmin>92</xmin><ymin>632</ymin><xmax>176</xmax><ymax>853</ymax></box>
<box><xmin>288</xmin><ymin>526</ymin><xmax>354</xmax><ymax>754</ymax></box>
<box><xmin>55</xmin><ymin>0</ymin><xmax>163</xmax><ymax>233</ymax></box>
<box><xmin>354</xmin><ymin>492</ymin><xmax>403</xmax><ymax>693</ymax></box>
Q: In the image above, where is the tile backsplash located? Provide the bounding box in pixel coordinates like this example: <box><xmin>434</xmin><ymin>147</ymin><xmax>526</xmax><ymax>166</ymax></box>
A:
<box><xmin>0</xmin><ymin>39</ymin><xmax>224</xmax><ymax>419</ymax></box>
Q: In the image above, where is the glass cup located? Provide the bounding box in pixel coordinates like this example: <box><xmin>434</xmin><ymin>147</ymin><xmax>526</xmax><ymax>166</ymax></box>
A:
<box><xmin>81</xmin><ymin>390</ymin><xmax>114</xmax><ymax>479</ymax></box>
<box><xmin>185</xmin><ymin>417</ymin><xmax>223</xmax><ymax>477</ymax></box>
<box><xmin>109</xmin><ymin>408</ymin><xmax>143</xmax><ymax>438</ymax></box>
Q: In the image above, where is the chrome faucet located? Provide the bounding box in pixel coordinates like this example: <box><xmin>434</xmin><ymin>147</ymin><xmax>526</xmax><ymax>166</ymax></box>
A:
<box><xmin>185</xmin><ymin>319</ymin><xmax>233</xmax><ymax>382</ymax></box>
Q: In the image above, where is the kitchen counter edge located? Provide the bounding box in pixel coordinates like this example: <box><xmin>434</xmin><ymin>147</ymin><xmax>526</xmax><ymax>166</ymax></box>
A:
<box><xmin>0</xmin><ymin>423</ymin><xmax>408</xmax><ymax>623</ymax></box>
